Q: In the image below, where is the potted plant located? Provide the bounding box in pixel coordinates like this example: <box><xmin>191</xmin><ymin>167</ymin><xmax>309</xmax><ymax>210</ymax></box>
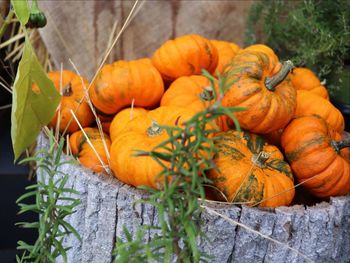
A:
<box><xmin>245</xmin><ymin>0</ymin><xmax>350</xmax><ymax>130</ymax></box>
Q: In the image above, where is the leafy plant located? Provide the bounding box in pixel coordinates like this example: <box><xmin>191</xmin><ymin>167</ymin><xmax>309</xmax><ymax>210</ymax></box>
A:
<box><xmin>245</xmin><ymin>0</ymin><xmax>350</xmax><ymax>83</ymax></box>
<box><xmin>7</xmin><ymin>0</ymin><xmax>60</xmax><ymax>160</ymax></box>
<box><xmin>112</xmin><ymin>70</ymin><xmax>245</xmax><ymax>263</ymax></box>
<box><xmin>16</xmin><ymin>132</ymin><xmax>81</xmax><ymax>263</ymax></box>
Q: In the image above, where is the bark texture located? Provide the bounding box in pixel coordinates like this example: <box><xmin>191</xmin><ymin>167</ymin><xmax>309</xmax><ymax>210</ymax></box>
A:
<box><xmin>37</xmin><ymin>133</ymin><xmax>350</xmax><ymax>263</ymax></box>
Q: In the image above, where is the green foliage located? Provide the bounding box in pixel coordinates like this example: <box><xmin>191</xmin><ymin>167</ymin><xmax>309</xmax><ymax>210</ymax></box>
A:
<box><xmin>9</xmin><ymin>0</ymin><xmax>60</xmax><ymax>160</ymax></box>
<box><xmin>112</xmin><ymin>70</ymin><xmax>245</xmax><ymax>263</ymax></box>
<box><xmin>16</xmin><ymin>132</ymin><xmax>81</xmax><ymax>263</ymax></box>
<box><xmin>245</xmin><ymin>0</ymin><xmax>350</xmax><ymax>81</ymax></box>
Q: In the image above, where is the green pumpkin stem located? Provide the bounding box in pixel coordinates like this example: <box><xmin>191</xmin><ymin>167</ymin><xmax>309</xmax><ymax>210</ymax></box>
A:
<box><xmin>252</xmin><ymin>151</ymin><xmax>271</xmax><ymax>167</ymax></box>
<box><xmin>332</xmin><ymin>140</ymin><xmax>350</xmax><ymax>153</ymax></box>
<box><xmin>265</xmin><ymin>60</ymin><xmax>294</xmax><ymax>91</ymax></box>
<box><xmin>147</xmin><ymin>120</ymin><xmax>163</xmax><ymax>137</ymax></box>
<box><xmin>199</xmin><ymin>86</ymin><xmax>214</xmax><ymax>101</ymax></box>
<box><xmin>63</xmin><ymin>82</ymin><xmax>73</xmax><ymax>97</ymax></box>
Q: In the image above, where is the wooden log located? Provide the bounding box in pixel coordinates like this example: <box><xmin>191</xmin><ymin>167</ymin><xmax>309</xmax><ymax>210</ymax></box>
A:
<box><xmin>37</xmin><ymin>133</ymin><xmax>350</xmax><ymax>263</ymax></box>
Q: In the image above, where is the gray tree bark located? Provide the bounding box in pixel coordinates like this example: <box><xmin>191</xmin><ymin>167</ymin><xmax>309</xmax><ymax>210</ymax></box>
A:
<box><xmin>37</xmin><ymin>133</ymin><xmax>350</xmax><ymax>263</ymax></box>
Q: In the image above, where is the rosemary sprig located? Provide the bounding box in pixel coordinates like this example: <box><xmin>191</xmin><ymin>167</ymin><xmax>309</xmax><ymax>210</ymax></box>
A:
<box><xmin>112</xmin><ymin>70</ymin><xmax>245</xmax><ymax>263</ymax></box>
<box><xmin>16</xmin><ymin>131</ymin><xmax>81</xmax><ymax>263</ymax></box>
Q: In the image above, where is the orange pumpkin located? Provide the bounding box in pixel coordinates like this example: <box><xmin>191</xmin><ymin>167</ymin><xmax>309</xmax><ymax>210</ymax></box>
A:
<box><xmin>110</xmin><ymin>106</ymin><xmax>198</xmax><ymax>189</ymax></box>
<box><xmin>33</xmin><ymin>70</ymin><xmax>94</xmax><ymax>134</ymax></box>
<box><xmin>69</xmin><ymin>127</ymin><xmax>111</xmax><ymax>174</ymax></box>
<box><xmin>160</xmin><ymin>75</ymin><xmax>232</xmax><ymax>131</ymax></box>
<box><xmin>89</xmin><ymin>58</ymin><xmax>164</xmax><ymax>121</ymax></box>
<box><xmin>208</xmin><ymin>130</ymin><xmax>295</xmax><ymax>207</ymax></box>
<box><xmin>210</xmin><ymin>40</ymin><xmax>240</xmax><ymax>74</ymax></box>
<box><xmin>109</xmin><ymin>107</ymin><xmax>148</xmax><ymax>141</ymax></box>
<box><xmin>290</xmin><ymin>67</ymin><xmax>329</xmax><ymax>100</ymax></box>
<box><xmin>222</xmin><ymin>45</ymin><xmax>296</xmax><ymax>134</ymax></box>
<box><xmin>281</xmin><ymin>115</ymin><xmax>350</xmax><ymax>198</ymax></box>
<box><xmin>151</xmin><ymin>34</ymin><xmax>218</xmax><ymax>82</ymax></box>
<box><xmin>295</xmin><ymin>90</ymin><xmax>344</xmax><ymax>133</ymax></box>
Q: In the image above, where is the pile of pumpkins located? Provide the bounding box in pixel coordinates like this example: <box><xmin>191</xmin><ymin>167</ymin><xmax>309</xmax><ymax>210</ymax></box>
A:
<box><xmin>40</xmin><ymin>34</ymin><xmax>350</xmax><ymax>208</ymax></box>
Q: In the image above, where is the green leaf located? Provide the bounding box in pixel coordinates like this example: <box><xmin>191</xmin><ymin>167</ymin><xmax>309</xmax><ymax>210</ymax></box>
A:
<box><xmin>11</xmin><ymin>41</ymin><xmax>60</xmax><ymax>160</ymax></box>
<box><xmin>11</xmin><ymin>0</ymin><xmax>30</xmax><ymax>25</ymax></box>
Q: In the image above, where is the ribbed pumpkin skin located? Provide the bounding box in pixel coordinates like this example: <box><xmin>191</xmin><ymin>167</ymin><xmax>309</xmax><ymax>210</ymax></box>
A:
<box><xmin>290</xmin><ymin>68</ymin><xmax>329</xmax><ymax>100</ymax></box>
<box><xmin>208</xmin><ymin>130</ymin><xmax>295</xmax><ymax>207</ymax></box>
<box><xmin>110</xmin><ymin>106</ymin><xmax>198</xmax><ymax>189</ymax></box>
<box><xmin>210</xmin><ymin>40</ymin><xmax>240</xmax><ymax>74</ymax></box>
<box><xmin>160</xmin><ymin>75</ymin><xmax>232</xmax><ymax>131</ymax></box>
<box><xmin>109</xmin><ymin>107</ymin><xmax>148</xmax><ymax>141</ymax></box>
<box><xmin>69</xmin><ymin>127</ymin><xmax>111</xmax><ymax>174</ymax></box>
<box><xmin>295</xmin><ymin>90</ymin><xmax>344</xmax><ymax>133</ymax></box>
<box><xmin>160</xmin><ymin>75</ymin><xmax>212</xmax><ymax>111</ymax></box>
<box><xmin>151</xmin><ymin>34</ymin><xmax>218</xmax><ymax>82</ymax></box>
<box><xmin>281</xmin><ymin>115</ymin><xmax>350</xmax><ymax>198</ymax></box>
<box><xmin>222</xmin><ymin>45</ymin><xmax>296</xmax><ymax>134</ymax></box>
<box><xmin>39</xmin><ymin>70</ymin><xmax>94</xmax><ymax>134</ymax></box>
<box><xmin>89</xmin><ymin>58</ymin><xmax>164</xmax><ymax>118</ymax></box>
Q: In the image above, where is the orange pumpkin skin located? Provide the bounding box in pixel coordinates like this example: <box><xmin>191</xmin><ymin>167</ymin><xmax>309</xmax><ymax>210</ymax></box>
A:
<box><xmin>89</xmin><ymin>58</ymin><xmax>164</xmax><ymax>119</ymax></box>
<box><xmin>281</xmin><ymin>115</ymin><xmax>350</xmax><ymax>198</ymax></box>
<box><xmin>222</xmin><ymin>45</ymin><xmax>296</xmax><ymax>134</ymax></box>
<box><xmin>110</xmin><ymin>106</ymin><xmax>198</xmax><ymax>189</ymax></box>
<box><xmin>210</xmin><ymin>40</ymin><xmax>240</xmax><ymax>74</ymax></box>
<box><xmin>69</xmin><ymin>127</ymin><xmax>111</xmax><ymax>174</ymax></box>
<box><xmin>208</xmin><ymin>130</ymin><xmax>295</xmax><ymax>207</ymax></box>
<box><xmin>151</xmin><ymin>34</ymin><xmax>218</xmax><ymax>82</ymax></box>
<box><xmin>290</xmin><ymin>68</ymin><xmax>329</xmax><ymax>100</ymax></box>
<box><xmin>36</xmin><ymin>71</ymin><xmax>94</xmax><ymax>134</ymax></box>
<box><xmin>295</xmin><ymin>90</ymin><xmax>344</xmax><ymax>133</ymax></box>
<box><xmin>109</xmin><ymin>107</ymin><xmax>148</xmax><ymax>141</ymax></box>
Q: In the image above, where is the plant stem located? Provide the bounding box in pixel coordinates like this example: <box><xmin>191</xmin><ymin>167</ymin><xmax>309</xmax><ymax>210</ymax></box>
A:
<box><xmin>332</xmin><ymin>140</ymin><xmax>350</xmax><ymax>153</ymax></box>
<box><xmin>265</xmin><ymin>60</ymin><xmax>294</xmax><ymax>91</ymax></box>
<box><xmin>0</xmin><ymin>9</ymin><xmax>14</xmax><ymax>40</ymax></box>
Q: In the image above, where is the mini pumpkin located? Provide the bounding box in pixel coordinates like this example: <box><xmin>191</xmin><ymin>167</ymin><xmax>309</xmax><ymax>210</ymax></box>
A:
<box><xmin>160</xmin><ymin>75</ymin><xmax>232</xmax><ymax>131</ymax></box>
<box><xmin>151</xmin><ymin>34</ymin><xmax>218</xmax><ymax>82</ymax></box>
<box><xmin>290</xmin><ymin>67</ymin><xmax>329</xmax><ymax>100</ymax></box>
<box><xmin>208</xmin><ymin>130</ymin><xmax>295</xmax><ymax>207</ymax></box>
<box><xmin>222</xmin><ymin>45</ymin><xmax>296</xmax><ymax>134</ymax></box>
<box><xmin>110</xmin><ymin>106</ymin><xmax>199</xmax><ymax>188</ymax></box>
<box><xmin>295</xmin><ymin>90</ymin><xmax>344</xmax><ymax>133</ymax></box>
<box><xmin>109</xmin><ymin>107</ymin><xmax>148</xmax><ymax>141</ymax></box>
<box><xmin>281</xmin><ymin>115</ymin><xmax>350</xmax><ymax>198</ymax></box>
<box><xmin>89</xmin><ymin>58</ymin><xmax>164</xmax><ymax>121</ymax></box>
<box><xmin>210</xmin><ymin>40</ymin><xmax>240</xmax><ymax>74</ymax></box>
<box><xmin>69</xmin><ymin>127</ymin><xmax>111</xmax><ymax>174</ymax></box>
<box><xmin>33</xmin><ymin>70</ymin><xmax>94</xmax><ymax>134</ymax></box>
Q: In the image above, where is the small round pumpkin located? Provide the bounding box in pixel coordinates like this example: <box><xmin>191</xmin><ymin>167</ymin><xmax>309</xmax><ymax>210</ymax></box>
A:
<box><xmin>151</xmin><ymin>34</ymin><xmax>218</xmax><ymax>82</ymax></box>
<box><xmin>210</xmin><ymin>40</ymin><xmax>240</xmax><ymax>74</ymax></box>
<box><xmin>110</xmin><ymin>106</ymin><xmax>198</xmax><ymax>189</ymax></box>
<box><xmin>89</xmin><ymin>58</ymin><xmax>164</xmax><ymax>120</ymax></box>
<box><xmin>208</xmin><ymin>130</ymin><xmax>295</xmax><ymax>207</ymax></box>
<box><xmin>34</xmin><ymin>70</ymin><xmax>94</xmax><ymax>134</ymax></box>
<box><xmin>222</xmin><ymin>45</ymin><xmax>296</xmax><ymax>134</ymax></box>
<box><xmin>160</xmin><ymin>75</ymin><xmax>232</xmax><ymax>131</ymax></box>
<box><xmin>295</xmin><ymin>90</ymin><xmax>344</xmax><ymax>133</ymax></box>
<box><xmin>109</xmin><ymin>107</ymin><xmax>148</xmax><ymax>141</ymax></box>
<box><xmin>290</xmin><ymin>67</ymin><xmax>329</xmax><ymax>100</ymax></box>
<box><xmin>69</xmin><ymin>127</ymin><xmax>111</xmax><ymax>174</ymax></box>
<box><xmin>281</xmin><ymin>115</ymin><xmax>350</xmax><ymax>198</ymax></box>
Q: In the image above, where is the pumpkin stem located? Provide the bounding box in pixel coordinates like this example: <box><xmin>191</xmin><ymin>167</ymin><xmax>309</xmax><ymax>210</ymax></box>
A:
<box><xmin>147</xmin><ymin>120</ymin><xmax>163</xmax><ymax>137</ymax></box>
<box><xmin>252</xmin><ymin>151</ymin><xmax>271</xmax><ymax>167</ymax></box>
<box><xmin>199</xmin><ymin>86</ymin><xmax>214</xmax><ymax>101</ymax></box>
<box><xmin>332</xmin><ymin>140</ymin><xmax>350</xmax><ymax>153</ymax></box>
<box><xmin>63</xmin><ymin>82</ymin><xmax>73</xmax><ymax>96</ymax></box>
<box><xmin>265</xmin><ymin>60</ymin><xmax>294</xmax><ymax>91</ymax></box>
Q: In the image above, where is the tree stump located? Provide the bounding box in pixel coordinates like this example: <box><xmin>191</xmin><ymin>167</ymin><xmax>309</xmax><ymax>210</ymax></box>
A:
<box><xmin>36</xmin><ymin>133</ymin><xmax>350</xmax><ymax>263</ymax></box>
